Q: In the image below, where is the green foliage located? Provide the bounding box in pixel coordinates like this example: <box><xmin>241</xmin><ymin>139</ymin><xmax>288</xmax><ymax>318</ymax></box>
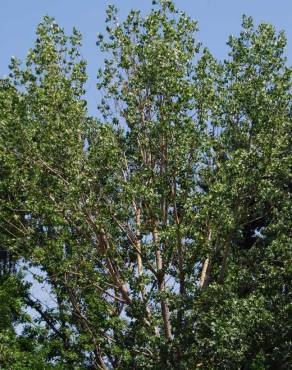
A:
<box><xmin>0</xmin><ymin>1</ymin><xmax>291</xmax><ymax>368</ymax></box>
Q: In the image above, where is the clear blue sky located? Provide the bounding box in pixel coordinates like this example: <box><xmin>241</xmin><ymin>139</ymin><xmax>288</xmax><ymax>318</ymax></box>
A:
<box><xmin>1</xmin><ymin>0</ymin><xmax>291</xmax><ymax>115</ymax></box>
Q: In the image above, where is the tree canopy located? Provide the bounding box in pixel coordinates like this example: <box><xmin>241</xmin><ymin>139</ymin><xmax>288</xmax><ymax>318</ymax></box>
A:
<box><xmin>0</xmin><ymin>1</ymin><xmax>291</xmax><ymax>369</ymax></box>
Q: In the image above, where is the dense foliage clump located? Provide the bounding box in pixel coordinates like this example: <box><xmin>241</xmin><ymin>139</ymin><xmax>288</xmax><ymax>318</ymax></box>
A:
<box><xmin>0</xmin><ymin>1</ymin><xmax>291</xmax><ymax>368</ymax></box>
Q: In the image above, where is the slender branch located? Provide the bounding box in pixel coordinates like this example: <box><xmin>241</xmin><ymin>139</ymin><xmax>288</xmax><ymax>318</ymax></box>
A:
<box><xmin>36</xmin><ymin>159</ymin><xmax>69</xmax><ymax>185</ymax></box>
<box><xmin>25</xmin><ymin>296</ymin><xmax>68</xmax><ymax>342</ymax></box>
<box><xmin>200</xmin><ymin>228</ymin><xmax>212</xmax><ymax>288</ymax></box>
<box><xmin>153</xmin><ymin>225</ymin><xmax>173</xmax><ymax>340</ymax></box>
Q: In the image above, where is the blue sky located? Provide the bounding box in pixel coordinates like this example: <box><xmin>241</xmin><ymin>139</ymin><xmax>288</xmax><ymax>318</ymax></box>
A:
<box><xmin>1</xmin><ymin>0</ymin><xmax>291</xmax><ymax>115</ymax></box>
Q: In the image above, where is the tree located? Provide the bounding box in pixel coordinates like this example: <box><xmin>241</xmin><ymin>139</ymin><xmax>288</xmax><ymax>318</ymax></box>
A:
<box><xmin>0</xmin><ymin>1</ymin><xmax>291</xmax><ymax>368</ymax></box>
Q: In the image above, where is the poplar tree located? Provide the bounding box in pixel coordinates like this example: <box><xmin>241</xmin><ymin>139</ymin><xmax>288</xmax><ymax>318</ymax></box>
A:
<box><xmin>0</xmin><ymin>1</ymin><xmax>291</xmax><ymax>369</ymax></box>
